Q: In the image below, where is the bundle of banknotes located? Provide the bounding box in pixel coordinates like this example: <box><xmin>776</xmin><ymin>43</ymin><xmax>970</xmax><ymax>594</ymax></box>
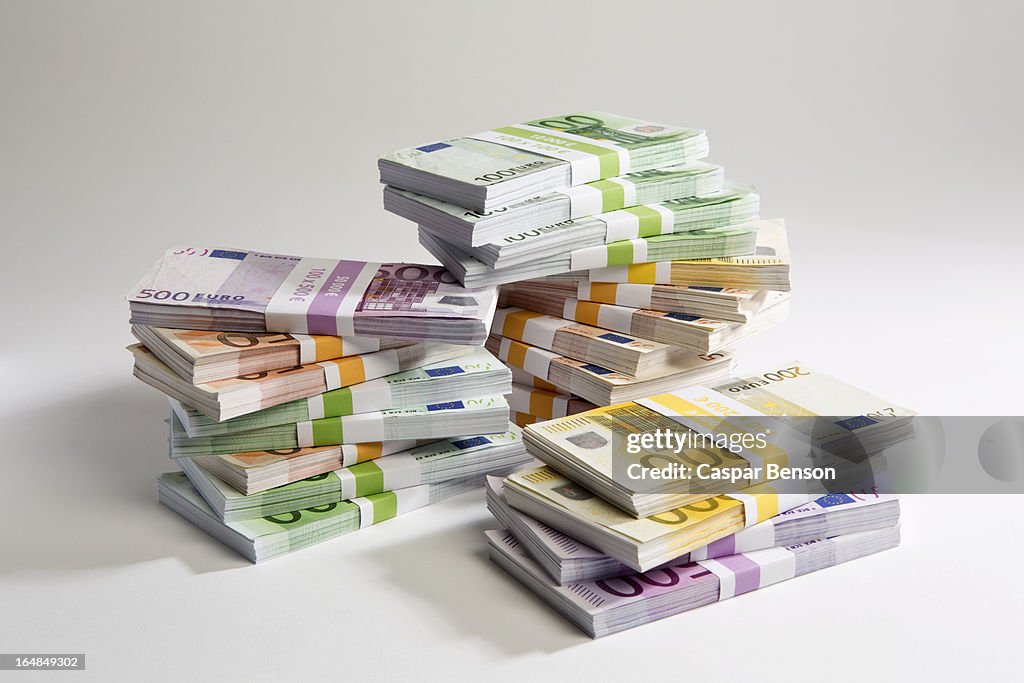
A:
<box><xmin>485</xmin><ymin>362</ymin><xmax>909</xmax><ymax>636</ymax></box>
<box><xmin>126</xmin><ymin>249</ymin><xmax>533</xmax><ymax>561</ymax></box>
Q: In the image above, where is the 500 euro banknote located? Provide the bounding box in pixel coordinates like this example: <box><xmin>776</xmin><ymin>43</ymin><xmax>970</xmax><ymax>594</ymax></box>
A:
<box><xmin>128</xmin><ymin>247</ymin><xmax>498</xmax><ymax>345</ymax></box>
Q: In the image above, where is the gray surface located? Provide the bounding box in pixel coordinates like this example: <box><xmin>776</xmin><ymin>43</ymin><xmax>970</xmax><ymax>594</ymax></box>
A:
<box><xmin>1</xmin><ymin>1</ymin><xmax>1022</xmax><ymax>680</ymax></box>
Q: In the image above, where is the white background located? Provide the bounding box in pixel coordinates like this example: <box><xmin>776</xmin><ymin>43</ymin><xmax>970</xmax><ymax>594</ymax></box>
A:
<box><xmin>1</xmin><ymin>1</ymin><xmax>1022</xmax><ymax>680</ymax></box>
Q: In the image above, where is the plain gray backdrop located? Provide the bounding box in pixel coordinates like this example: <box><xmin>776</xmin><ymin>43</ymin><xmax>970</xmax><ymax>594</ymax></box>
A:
<box><xmin>2</xmin><ymin>1</ymin><xmax>1022</xmax><ymax>681</ymax></box>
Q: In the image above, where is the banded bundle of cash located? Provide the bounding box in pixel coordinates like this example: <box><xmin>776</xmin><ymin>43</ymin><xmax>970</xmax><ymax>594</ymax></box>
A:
<box><xmin>507</xmin><ymin>279</ymin><xmax>781</xmax><ymax>324</ymax></box>
<box><xmin>179</xmin><ymin>429</ymin><xmax>529</xmax><ymax>521</ymax></box>
<box><xmin>508</xmin><ymin>384</ymin><xmax>595</xmax><ymax>421</ymax></box>
<box><xmin>483</xmin><ymin>365</ymin><xmax>908</xmax><ymax>636</ymax></box>
<box><xmin>500</xmin><ymin>288</ymin><xmax>790</xmax><ymax>354</ymax></box>
<box><xmin>159</xmin><ymin>471</ymin><xmax>501</xmax><ymax>563</ymax></box>
<box><xmin>385</xmin><ymin>161</ymin><xmax>728</xmax><ymax>248</ymax></box>
<box><xmin>379</xmin><ymin>111</ymin><xmax>709</xmax><ymax>210</ymax></box>
<box><xmin>420</xmin><ymin>188</ymin><xmax>760</xmax><ymax>270</ymax></box>
<box><xmin>169</xmin><ymin>394</ymin><xmax>511</xmax><ymax>456</ymax></box>
<box><xmin>551</xmin><ymin>219</ymin><xmax>792</xmax><ymax>291</ymax></box>
<box><xmin>128</xmin><ymin>247</ymin><xmax>498</xmax><ymax>344</ymax></box>
<box><xmin>421</xmin><ymin>224</ymin><xmax>759</xmax><ymax>289</ymax></box>
<box><xmin>131</xmin><ymin>325</ymin><xmax>414</xmax><ymax>384</ymax></box>
<box><xmin>485</xmin><ymin>334</ymin><xmax>734</xmax><ymax>406</ymax></box>
<box><xmin>135</xmin><ymin>344</ymin><xmax>504</xmax><ymax>422</ymax></box>
<box><xmin>493</xmin><ymin>307</ymin><xmax>713</xmax><ymax>378</ymax></box>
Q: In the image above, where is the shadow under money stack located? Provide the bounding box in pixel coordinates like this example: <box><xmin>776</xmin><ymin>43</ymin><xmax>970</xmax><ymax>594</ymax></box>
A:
<box><xmin>379</xmin><ymin>111</ymin><xmax>789</xmax><ymax>434</ymax></box>
<box><xmin>126</xmin><ymin>247</ymin><xmax>530</xmax><ymax>562</ymax></box>
<box><xmin>486</xmin><ymin>363</ymin><xmax>912</xmax><ymax>637</ymax></box>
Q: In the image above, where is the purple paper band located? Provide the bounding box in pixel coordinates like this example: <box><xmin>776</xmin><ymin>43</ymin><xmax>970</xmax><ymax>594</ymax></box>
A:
<box><xmin>712</xmin><ymin>554</ymin><xmax>762</xmax><ymax>596</ymax></box>
<box><xmin>305</xmin><ymin>260</ymin><xmax>367</xmax><ymax>335</ymax></box>
<box><xmin>705</xmin><ymin>535</ymin><xmax>737</xmax><ymax>559</ymax></box>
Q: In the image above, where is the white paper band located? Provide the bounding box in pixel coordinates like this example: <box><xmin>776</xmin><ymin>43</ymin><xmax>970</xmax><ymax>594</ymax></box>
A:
<box><xmin>521</xmin><ymin>316</ymin><xmax>573</xmax><ymax>350</ymax></box>
<box><xmin>508</xmin><ymin>384</ymin><xmax>532</xmax><ymax>413</ymax></box>
<box><xmin>354</xmin><ymin>496</ymin><xmax>375</xmax><ymax>528</ymax></box>
<box><xmin>730</xmin><ymin>518</ymin><xmax>778</xmax><ymax>554</ymax></box>
<box><xmin>466</xmin><ymin>130</ymin><xmax>600</xmax><ymax>184</ymax></box>
<box><xmin>631</xmin><ymin>240</ymin><xmax>649</xmax><ymax>264</ymax></box>
<box><xmin>728</xmin><ymin>492</ymin><xmax>762</xmax><ymax>528</ymax></box>
<box><xmin>697</xmin><ymin>546</ymin><xmax>797</xmax><ymax>601</ymax></box>
<box><xmin>375</xmin><ymin>453</ymin><xmax>423</xmax><ymax>489</ymax></box>
<box><xmin>602</xmin><ymin>283</ymin><xmax>654</xmax><ymax>308</ymax></box>
<box><xmin>570</xmin><ymin>239</ymin><xmax>648</xmax><ymax>272</ymax></box>
<box><xmin>338</xmin><ymin>412</ymin><xmax>387</xmax><ymax>444</ymax></box>
<box><xmin>347</xmin><ymin>377</ymin><xmax>393</xmax><ymax>414</ymax></box>
<box><xmin>561</xmin><ymin>185</ymin><xmax>605</xmax><ymax>218</ymax></box>
<box><xmin>593</xmin><ymin>302</ymin><xmax>635</xmax><ymax>333</ymax></box>
<box><xmin>292</xmin><ymin>333</ymin><xmax>318</xmax><ymax>364</ymax></box>
<box><xmin>552</xmin><ymin>394</ymin><xmax>570</xmax><ymax>417</ymax></box>
<box><xmin>335</xmin><ymin>454</ymin><xmax>424</xmax><ymax>499</ymax></box>
<box><xmin>649</xmin><ymin>204</ymin><xmax>675</xmax><ymax>233</ymax></box>
<box><xmin>466</xmin><ymin>124</ymin><xmax>629</xmax><ymax>185</ymax></box>
<box><xmin>318</xmin><ymin>361</ymin><xmax>343</xmax><ymax>391</ymax></box>
<box><xmin>523</xmin><ymin>347</ymin><xmax>554</xmax><ymax>379</ymax></box>
<box><xmin>296</xmin><ymin>421</ymin><xmax>315</xmax><ymax>448</ymax></box>
<box><xmin>359</xmin><ymin>348</ymin><xmax>401</xmax><ymax>380</ymax></box>
<box><xmin>392</xmin><ymin>485</ymin><xmax>431</xmax><ymax>515</ymax></box>
<box><xmin>601</xmin><ymin>211</ymin><xmax>644</xmax><ymax>243</ymax></box>
<box><xmin>338</xmin><ymin>444</ymin><xmax>360</xmax><ymax>468</ymax></box>
<box><xmin>306</xmin><ymin>395</ymin><xmax>326</xmax><ymax>421</ymax></box>
<box><xmin>341</xmin><ymin>336</ymin><xmax>383</xmax><ymax>356</ymax></box>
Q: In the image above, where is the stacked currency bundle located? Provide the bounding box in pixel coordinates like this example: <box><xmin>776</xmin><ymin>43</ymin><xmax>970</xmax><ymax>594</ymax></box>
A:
<box><xmin>379</xmin><ymin>112</ymin><xmax>791</xmax><ymax>425</ymax></box>
<box><xmin>126</xmin><ymin>247</ymin><xmax>531</xmax><ymax>561</ymax></box>
<box><xmin>484</xmin><ymin>363</ymin><xmax>909</xmax><ymax>636</ymax></box>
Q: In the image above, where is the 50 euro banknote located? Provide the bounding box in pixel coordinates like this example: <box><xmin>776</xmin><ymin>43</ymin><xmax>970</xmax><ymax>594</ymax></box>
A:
<box><xmin>131</xmin><ymin>325</ymin><xmax>413</xmax><ymax>384</ymax></box>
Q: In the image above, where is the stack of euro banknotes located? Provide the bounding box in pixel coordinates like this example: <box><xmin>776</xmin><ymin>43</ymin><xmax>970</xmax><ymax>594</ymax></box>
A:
<box><xmin>126</xmin><ymin>249</ymin><xmax>531</xmax><ymax>562</ymax></box>
<box><xmin>379</xmin><ymin>111</ymin><xmax>790</xmax><ymax>438</ymax></box>
<box><xmin>380</xmin><ymin>111</ymin><xmax>907</xmax><ymax>636</ymax></box>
